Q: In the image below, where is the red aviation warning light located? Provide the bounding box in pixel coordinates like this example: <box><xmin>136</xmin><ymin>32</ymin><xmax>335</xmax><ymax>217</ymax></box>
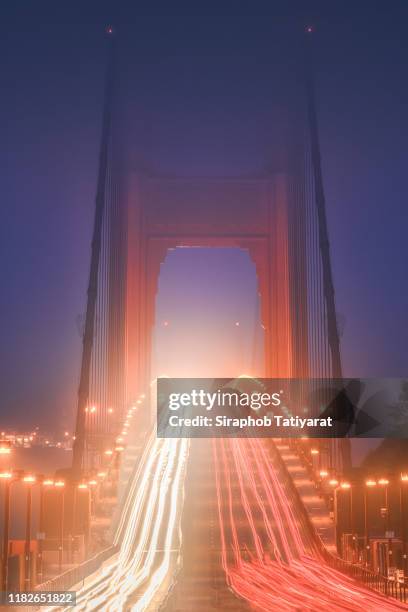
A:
<box><xmin>306</xmin><ymin>25</ymin><xmax>314</xmax><ymax>34</ymax></box>
<box><xmin>105</xmin><ymin>25</ymin><xmax>115</xmax><ymax>36</ymax></box>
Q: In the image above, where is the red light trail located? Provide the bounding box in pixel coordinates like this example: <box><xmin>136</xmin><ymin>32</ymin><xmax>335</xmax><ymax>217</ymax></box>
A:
<box><xmin>214</xmin><ymin>438</ymin><xmax>407</xmax><ymax>611</ymax></box>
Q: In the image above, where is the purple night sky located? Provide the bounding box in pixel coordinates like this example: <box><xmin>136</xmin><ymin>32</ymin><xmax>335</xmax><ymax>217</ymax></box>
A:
<box><xmin>1</xmin><ymin>3</ymin><xmax>407</xmax><ymax>432</ymax></box>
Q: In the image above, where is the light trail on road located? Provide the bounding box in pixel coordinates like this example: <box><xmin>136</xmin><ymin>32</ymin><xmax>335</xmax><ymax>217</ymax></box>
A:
<box><xmin>49</xmin><ymin>434</ymin><xmax>188</xmax><ymax>612</ymax></box>
<box><xmin>214</xmin><ymin>438</ymin><xmax>407</xmax><ymax>611</ymax></box>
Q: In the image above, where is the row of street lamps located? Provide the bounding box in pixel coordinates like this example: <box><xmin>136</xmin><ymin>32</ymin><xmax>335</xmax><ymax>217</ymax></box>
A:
<box><xmin>310</xmin><ymin>446</ymin><xmax>408</xmax><ymax>573</ymax></box>
<box><xmin>0</xmin><ymin>469</ymin><xmax>109</xmax><ymax>591</ymax></box>
<box><xmin>0</xmin><ymin>396</ymin><xmax>144</xmax><ymax>591</ymax></box>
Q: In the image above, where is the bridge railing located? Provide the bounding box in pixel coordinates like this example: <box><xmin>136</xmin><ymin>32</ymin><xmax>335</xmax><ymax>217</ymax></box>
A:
<box><xmin>271</xmin><ymin>439</ymin><xmax>407</xmax><ymax>604</ymax></box>
<box><xmin>35</xmin><ymin>545</ymin><xmax>119</xmax><ymax>593</ymax></box>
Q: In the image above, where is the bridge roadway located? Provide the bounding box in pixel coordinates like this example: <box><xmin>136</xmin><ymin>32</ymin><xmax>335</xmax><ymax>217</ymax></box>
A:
<box><xmin>160</xmin><ymin>438</ymin><xmax>249</xmax><ymax>611</ymax></box>
<box><xmin>47</xmin><ymin>436</ymin><xmax>408</xmax><ymax>611</ymax></box>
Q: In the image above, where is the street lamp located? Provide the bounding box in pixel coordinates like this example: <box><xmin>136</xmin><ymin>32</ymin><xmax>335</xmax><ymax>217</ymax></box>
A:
<box><xmin>54</xmin><ymin>480</ymin><xmax>65</xmax><ymax>573</ymax></box>
<box><xmin>339</xmin><ymin>482</ymin><xmax>354</xmax><ymax>561</ymax></box>
<box><xmin>37</xmin><ymin>478</ymin><xmax>54</xmax><ymax>584</ymax></box>
<box><xmin>77</xmin><ymin>483</ymin><xmax>90</xmax><ymax>558</ymax></box>
<box><xmin>400</xmin><ymin>474</ymin><xmax>408</xmax><ymax>576</ymax></box>
<box><xmin>1</xmin><ymin>471</ymin><xmax>14</xmax><ymax>593</ymax></box>
<box><xmin>364</xmin><ymin>479</ymin><xmax>377</xmax><ymax>566</ymax></box>
<box><xmin>378</xmin><ymin>478</ymin><xmax>390</xmax><ymax>575</ymax></box>
<box><xmin>22</xmin><ymin>475</ymin><xmax>36</xmax><ymax>590</ymax></box>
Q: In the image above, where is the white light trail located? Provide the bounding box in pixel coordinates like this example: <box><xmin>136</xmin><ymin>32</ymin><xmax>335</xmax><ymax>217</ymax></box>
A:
<box><xmin>48</xmin><ymin>433</ymin><xmax>189</xmax><ymax>612</ymax></box>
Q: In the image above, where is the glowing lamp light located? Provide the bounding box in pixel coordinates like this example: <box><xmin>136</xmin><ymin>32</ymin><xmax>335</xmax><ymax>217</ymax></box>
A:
<box><xmin>115</xmin><ymin>446</ymin><xmax>124</xmax><ymax>452</ymax></box>
<box><xmin>365</xmin><ymin>479</ymin><xmax>377</xmax><ymax>487</ymax></box>
<box><xmin>378</xmin><ymin>478</ymin><xmax>389</xmax><ymax>486</ymax></box>
<box><xmin>23</xmin><ymin>475</ymin><xmax>36</xmax><ymax>484</ymax></box>
<box><xmin>340</xmin><ymin>482</ymin><xmax>351</xmax><ymax>490</ymax></box>
<box><xmin>0</xmin><ymin>472</ymin><xmax>12</xmax><ymax>479</ymax></box>
<box><xmin>329</xmin><ymin>479</ymin><xmax>339</xmax><ymax>487</ymax></box>
<box><xmin>78</xmin><ymin>483</ymin><xmax>88</xmax><ymax>490</ymax></box>
<box><xmin>104</xmin><ymin>449</ymin><xmax>113</xmax><ymax>456</ymax></box>
<box><xmin>235</xmin><ymin>321</ymin><xmax>240</xmax><ymax>327</ymax></box>
<box><xmin>54</xmin><ymin>480</ymin><xmax>65</xmax><ymax>488</ymax></box>
<box><xmin>140</xmin><ymin>394</ymin><xmax>145</xmax><ymax>399</ymax></box>
<box><xmin>43</xmin><ymin>479</ymin><xmax>54</xmax><ymax>486</ymax></box>
<box><xmin>107</xmin><ymin>408</ymin><xmax>114</xmax><ymax>414</ymax></box>
<box><xmin>0</xmin><ymin>446</ymin><xmax>11</xmax><ymax>455</ymax></box>
<box><xmin>401</xmin><ymin>473</ymin><xmax>408</xmax><ymax>482</ymax></box>
<box><xmin>310</xmin><ymin>448</ymin><xmax>319</xmax><ymax>455</ymax></box>
<box><xmin>319</xmin><ymin>470</ymin><xmax>328</xmax><ymax>478</ymax></box>
<box><xmin>97</xmin><ymin>471</ymin><xmax>107</xmax><ymax>478</ymax></box>
<box><xmin>88</xmin><ymin>480</ymin><xmax>98</xmax><ymax>487</ymax></box>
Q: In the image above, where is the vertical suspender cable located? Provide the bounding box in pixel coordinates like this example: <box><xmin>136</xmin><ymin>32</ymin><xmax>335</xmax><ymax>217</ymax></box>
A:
<box><xmin>304</xmin><ymin>29</ymin><xmax>351</xmax><ymax>469</ymax></box>
<box><xmin>305</xmin><ymin>30</ymin><xmax>342</xmax><ymax>380</ymax></box>
<box><xmin>72</xmin><ymin>30</ymin><xmax>117</xmax><ymax>476</ymax></box>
